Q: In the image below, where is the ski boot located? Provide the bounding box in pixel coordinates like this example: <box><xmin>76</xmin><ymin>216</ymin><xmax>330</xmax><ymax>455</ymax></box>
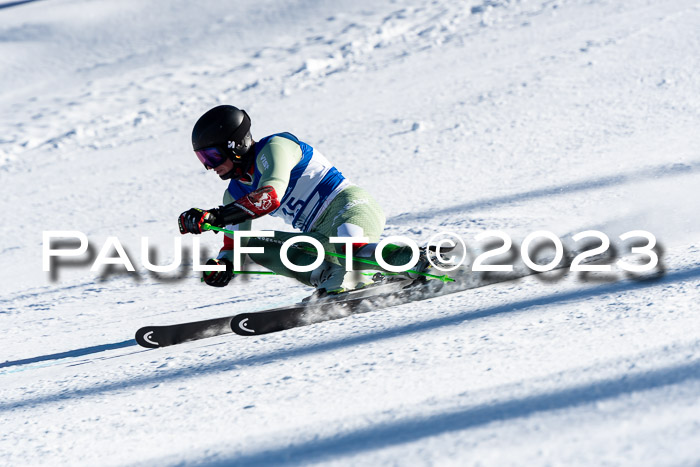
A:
<box><xmin>406</xmin><ymin>244</ymin><xmax>457</xmax><ymax>283</ymax></box>
<box><xmin>308</xmin><ymin>262</ymin><xmax>375</xmax><ymax>296</ymax></box>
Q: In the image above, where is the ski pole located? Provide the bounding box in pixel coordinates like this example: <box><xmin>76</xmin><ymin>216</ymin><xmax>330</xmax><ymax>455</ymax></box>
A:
<box><xmin>201</xmin><ymin>271</ymin><xmax>389</xmax><ymax>282</ymax></box>
<box><xmin>200</xmin><ymin>270</ymin><xmax>277</xmax><ymax>282</ymax></box>
<box><xmin>201</xmin><ymin>224</ymin><xmax>454</xmax><ymax>282</ymax></box>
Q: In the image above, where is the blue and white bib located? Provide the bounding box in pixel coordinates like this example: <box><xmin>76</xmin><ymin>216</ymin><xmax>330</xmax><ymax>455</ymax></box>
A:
<box><xmin>226</xmin><ymin>133</ymin><xmax>350</xmax><ymax>231</ymax></box>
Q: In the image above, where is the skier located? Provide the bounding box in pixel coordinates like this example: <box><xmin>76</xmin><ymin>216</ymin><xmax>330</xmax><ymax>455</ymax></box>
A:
<box><xmin>178</xmin><ymin>105</ymin><xmax>426</xmax><ymax>294</ymax></box>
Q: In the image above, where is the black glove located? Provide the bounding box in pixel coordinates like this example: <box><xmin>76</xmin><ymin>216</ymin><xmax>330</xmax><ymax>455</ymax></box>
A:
<box><xmin>202</xmin><ymin>258</ymin><xmax>233</xmax><ymax>287</ymax></box>
<box><xmin>178</xmin><ymin>208</ymin><xmax>219</xmax><ymax>234</ymax></box>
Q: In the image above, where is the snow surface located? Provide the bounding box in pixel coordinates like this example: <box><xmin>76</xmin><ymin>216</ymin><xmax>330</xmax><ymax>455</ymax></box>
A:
<box><xmin>1</xmin><ymin>0</ymin><xmax>700</xmax><ymax>464</ymax></box>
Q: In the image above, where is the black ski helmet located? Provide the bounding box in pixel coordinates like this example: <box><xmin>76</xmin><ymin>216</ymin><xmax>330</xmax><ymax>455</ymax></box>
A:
<box><xmin>191</xmin><ymin>105</ymin><xmax>254</xmax><ymax>179</ymax></box>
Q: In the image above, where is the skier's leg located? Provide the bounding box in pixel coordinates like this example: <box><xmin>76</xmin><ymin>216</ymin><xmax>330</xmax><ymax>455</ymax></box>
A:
<box><xmin>245</xmin><ymin>231</ymin><xmax>331</xmax><ymax>287</ymax></box>
<box><xmin>245</xmin><ymin>186</ymin><xmax>420</xmax><ymax>290</ymax></box>
<box><xmin>311</xmin><ymin>186</ymin><xmax>433</xmax><ymax>277</ymax></box>
<box><xmin>306</xmin><ymin>186</ymin><xmax>386</xmax><ymax>290</ymax></box>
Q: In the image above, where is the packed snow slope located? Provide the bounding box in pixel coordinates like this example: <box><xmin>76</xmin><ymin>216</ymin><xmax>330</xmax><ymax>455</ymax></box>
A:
<box><xmin>2</xmin><ymin>0</ymin><xmax>700</xmax><ymax>464</ymax></box>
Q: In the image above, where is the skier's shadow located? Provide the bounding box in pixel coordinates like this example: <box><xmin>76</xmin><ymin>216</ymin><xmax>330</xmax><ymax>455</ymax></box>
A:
<box><xmin>0</xmin><ymin>340</ymin><xmax>136</xmax><ymax>370</ymax></box>
<box><xmin>1</xmin><ymin>265</ymin><xmax>698</xmax><ymax>415</ymax></box>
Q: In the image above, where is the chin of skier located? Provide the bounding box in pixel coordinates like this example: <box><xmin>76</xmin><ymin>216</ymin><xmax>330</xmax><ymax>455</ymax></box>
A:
<box><xmin>178</xmin><ymin>105</ymin><xmax>430</xmax><ymax>294</ymax></box>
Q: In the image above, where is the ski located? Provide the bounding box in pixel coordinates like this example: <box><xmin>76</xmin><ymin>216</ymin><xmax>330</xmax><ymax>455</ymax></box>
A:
<box><xmin>134</xmin><ymin>266</ymin><xmax>551</xmax><ymax>347</ymax></box>
<box><xmin>230</xmin><ymin>278</ymin><xmax>446</xmax><ymax>336</ymax></box>
<box><xmin>135</xmin><ymin>315</ymin><xmax>235</xmax><ymax>349</ymax></box>
<box><xmin>232</xmin><ymin>244</ymin><xmax>652</xmax><ymax>337</ymax></box>
<box><xmin>135</xmin><ymin>278</ymin><xmax>433</xmax><ymax>348</ymax></box>
<box><xmin>135</xmin><ymin>245</ymin><xmax>622</xmax><ymax>347</ymax></box>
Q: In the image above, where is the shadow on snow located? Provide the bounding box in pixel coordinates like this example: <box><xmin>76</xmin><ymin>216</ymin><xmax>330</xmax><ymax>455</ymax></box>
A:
<box><xmin>203</xmin><ymin>358</ymin><xmax>700</xmax><ymax>466</ymax></box>
<box><xmin>1</xmin><ymin>265</ymin><xmax>698</xmax><ymax>414</ymax></box>
<box><xmin>0</xmin><ymin>0</ymin><xmax>44</xmax><ymax>10</ymax></box>
<box><xmin>0</xmin><ymin>340</ymin><xmax>136</xmax><ymax>370</ymax></box>
<box><xmin>389</xmin><ymin>160</ymin><xmax>700</xmax><ymax>224</ymax></box>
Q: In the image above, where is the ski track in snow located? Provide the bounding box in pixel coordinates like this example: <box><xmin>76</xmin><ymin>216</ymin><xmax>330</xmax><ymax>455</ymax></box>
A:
<box><xmin>1</xmin><ymin>0</ymin><xmax>700</xmax><ymax>464</ymax></box>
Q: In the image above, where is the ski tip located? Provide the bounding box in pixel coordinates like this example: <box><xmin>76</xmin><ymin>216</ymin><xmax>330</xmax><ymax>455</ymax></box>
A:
<box><xmin>135</xmin><ymin>327</ymin><xmax>162</xmax><ymax>348</ymax></box>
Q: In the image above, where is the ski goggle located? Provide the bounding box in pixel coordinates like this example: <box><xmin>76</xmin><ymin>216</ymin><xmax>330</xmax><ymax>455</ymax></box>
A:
<box><xmin>194</xmin><ymin>146</ymin><xmax>228</xmax><ymax>168</ymax></box>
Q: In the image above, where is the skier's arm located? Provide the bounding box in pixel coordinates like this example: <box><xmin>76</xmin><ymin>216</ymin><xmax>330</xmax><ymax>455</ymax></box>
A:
<box><xmin>178</xmin><ymin>137</ymin><xmax>301</xmax><ymax>234</ymax></box>
<box><xmin>178</xmin><ymin>186</ymin><xmax>278</xmax><ymax>234</ymax></box>
<box><xmin>213</xmin><ymin>136</ymin><xmax>302</xmax><ymax>226</ymax></box>
<box><xmin>256</xmin><ymin>135</ymin><xmax>302</xmax><ymax>195</ymax></box>
<box><xmin>201</xmin><ymin>192</ymin><xmax>252</xmax><ymax>287</ymax></box>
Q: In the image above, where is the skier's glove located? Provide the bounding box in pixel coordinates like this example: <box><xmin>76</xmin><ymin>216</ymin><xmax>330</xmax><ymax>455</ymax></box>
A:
<box><xmin>178</xmin><ymin>208</ymin><xmax>219</xmax><ymax>234</ymax></box>
<box><xmin>202</xmin><ymin>258</ymin><xmax>233</xmax><ymax>287</ymax></box>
